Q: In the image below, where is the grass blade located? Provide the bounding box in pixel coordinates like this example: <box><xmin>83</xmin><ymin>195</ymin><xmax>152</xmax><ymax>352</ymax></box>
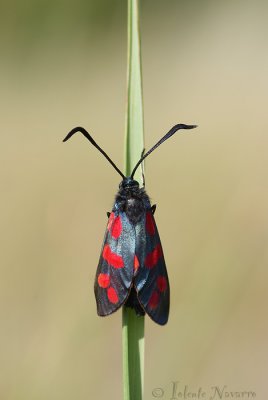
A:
<box><xmin>122</xmin><ymin>0</ymin><xmax>145</xmax><ymax>400</ymax></box>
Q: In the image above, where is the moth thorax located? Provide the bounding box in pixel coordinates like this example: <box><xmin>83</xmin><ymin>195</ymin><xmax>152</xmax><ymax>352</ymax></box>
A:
<box><xmin>127</xmin><ymin>198</ymin><xmax>136</xmax><ymax>206</ymax></box>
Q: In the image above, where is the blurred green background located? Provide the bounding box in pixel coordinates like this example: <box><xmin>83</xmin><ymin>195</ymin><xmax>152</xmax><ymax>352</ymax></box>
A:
<box><xmin>1</xmin><ymin>0</ymin><xmax>267</xmax><ymax>399</ymax></box>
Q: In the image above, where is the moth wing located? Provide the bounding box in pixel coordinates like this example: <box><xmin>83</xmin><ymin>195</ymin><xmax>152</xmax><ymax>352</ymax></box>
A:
<box><xmin>134</xmin><ymin>210</ymin><xmax>170</xmax><ymax>325</ymax></box>
<box><xmin>94</xmin><ymin>211</ymin><xmax>135</xmax><ymax>316</ymax></box>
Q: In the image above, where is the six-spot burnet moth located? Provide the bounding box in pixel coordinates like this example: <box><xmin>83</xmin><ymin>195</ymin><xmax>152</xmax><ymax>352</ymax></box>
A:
<box><xmin>63</xmin><ymin>123</ymin><xmax>196</xmax><ymax>325</ymax></box>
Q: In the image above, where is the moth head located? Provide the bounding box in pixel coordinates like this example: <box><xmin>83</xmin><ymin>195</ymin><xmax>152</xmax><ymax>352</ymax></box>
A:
<box><xmin>119</xmin><ymin>177</ymin><xmax>139</xmax><ymax>190</ymax></box>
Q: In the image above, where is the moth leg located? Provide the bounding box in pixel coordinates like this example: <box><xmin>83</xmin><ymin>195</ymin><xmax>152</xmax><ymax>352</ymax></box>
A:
<box><xmin>107</xmin><ymin>212</ymin><xmax>111</xmax><ymax>218</ymax></box>
<box><xmin>151</xmin><ymin>204</ymin><xmax>156</xmax><ymax>215</ymax></box>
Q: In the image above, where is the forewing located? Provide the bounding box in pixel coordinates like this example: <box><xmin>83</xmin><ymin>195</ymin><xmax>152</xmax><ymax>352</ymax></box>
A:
<box><xmin>94</xmin><ymin>211</ymin><xmax>135</xmax><ymax>316</ymax></box>
<box><xmin>134</xmin><ymin>210</ymin><xmax>170</xmax><ymax>325</ymax></box>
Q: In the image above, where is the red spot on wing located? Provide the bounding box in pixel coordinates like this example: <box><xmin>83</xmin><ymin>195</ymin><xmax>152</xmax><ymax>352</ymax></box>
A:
<box><xmin>157</xmin><ymin>276</ymin><xmax>168</xmax><ymax>292</ymax></box>
<box><xmin>111</xmin><ymin>215</ymin><xmax>122</xmax><ymax>239</ymax></box>
<box><xmin>107</xmin><ymin>212</ymin><xmax>122</xmax><ymax>239</ymax></box>
<box><xmin>102</xmin><ymin>244</ymin><xmax>110</xmax><ymax>260</ymax></box>
<box><xmin>144</xmin><ymin>244</ymin><xmax>163</xmax><ymax>268</ymax></box>
<box><xmin>107</xmin><ymin>287</ymin><xmax>119</xmax><ymax>304</ymax></box>
<box><xmin>134</xmin><ymin>255</ymin><xmax>139</xmax><ymax>271</ymax></box>
<box><xmin>146</xmin><ymin>212</ymin><xmax>155</xmax><ymax>235</ymax></box>
<box><xmin>107</xmin><ymin>212</ymin><xmax>115</xmax><ymax>231</ymax></box>
<box><xmin>148</xmin><ymin>290</ymin><xmax>160</xmax><ymax>309</ymax></box>
<box><xmin>102</xmin><ymin>244</ymin><xmax>124</xmax><ymax>269</ymax></box>
<box><xmin>97</xmin><ymin>273</ymin><xmax>110</xmax><ymax>288</ymax></box>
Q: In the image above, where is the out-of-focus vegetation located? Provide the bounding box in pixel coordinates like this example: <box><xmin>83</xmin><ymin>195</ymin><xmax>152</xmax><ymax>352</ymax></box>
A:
<box><xmin>1</xmin><ymin>1</ymin><xmax>267</xmax><ymax>399</ymax></box>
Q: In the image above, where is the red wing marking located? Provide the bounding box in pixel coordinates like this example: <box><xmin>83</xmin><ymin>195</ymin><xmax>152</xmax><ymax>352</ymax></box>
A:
<box><xmin>107</xmin><ymin>287</ymin><xmax>119</xmax><ymax>304</ymax></box>
<box><xmin>111</xmin><ymin>215</ymin><xmax>122</xmax><ymax>239</ymax></box>
<box><xmin>157</xmin><ymin>276</ymin><xmax>168</xmax><ymax>292</ymax></box>
<box><xmin>97</xmin><ymin>273</ymin><xmax>110</xmax><ymax>288</ymax></box>
<box><xmin>144</xmin><ymin>244</ymin><xmax>163</xmax><ymax>269</ymax></box>
<box><xmin>107</xmin><ymin>212</ymin><xmax>122</xmax><ymax>239</ymax></box>
<box><xmin>107</xmin><ymin>212</ymin><xmax>115</xmax><ymax>230</ymax></box>
<box><xmin>148</xmin><ymin>290</ymin><xmax>160</xmax><ymax>309</ymax></box>
<box><xmin>102</xmin><ymin>244</ymin><xmax>124</xmax><ymax>269</ymax></box>
<box><xmin>145</xmin><ymin>212</ymin><xmax>155</xmax><ymax>235</ymax></box>
<box><xmin>134</xmin><ymin>255</ymin><xmax>140</xmax><ymax>271</ymax></box>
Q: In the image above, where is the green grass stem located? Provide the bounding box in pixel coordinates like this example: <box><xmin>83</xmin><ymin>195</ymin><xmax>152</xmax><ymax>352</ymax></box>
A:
<box><xmin>122</xmin><ymin>1</ymin><xmax>145</xmax><ymax>400</ymax></box>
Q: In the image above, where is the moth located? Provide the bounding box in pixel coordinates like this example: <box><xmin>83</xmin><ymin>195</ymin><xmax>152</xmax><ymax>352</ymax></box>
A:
<box><xmin>63</xmin><ymin>123</ymin><xmax>196</xmax><ymax>325</ymax></box>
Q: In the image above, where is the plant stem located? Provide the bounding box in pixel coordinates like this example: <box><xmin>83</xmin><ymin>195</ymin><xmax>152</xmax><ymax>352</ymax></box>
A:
<box><xmin>122</xmin><ymin>0</ymin><xmax>145</xmax><ymax>400</ymax></box>
<box><xmin>124</xmin><ymin>0</ymin><xmax>144</xmax><ymax>181</ymax></box>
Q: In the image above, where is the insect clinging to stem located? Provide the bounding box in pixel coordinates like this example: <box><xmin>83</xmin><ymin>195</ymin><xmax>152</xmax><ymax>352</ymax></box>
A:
<box><xmin>63</xmin><ymin>123</ymin><xmax>196</xmax><ymax>325</ymax></box>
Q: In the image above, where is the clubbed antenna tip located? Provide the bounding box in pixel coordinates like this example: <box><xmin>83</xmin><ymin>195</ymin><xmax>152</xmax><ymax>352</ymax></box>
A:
<box><xmin>130</xmin><ymin>123</ymin><xmax>197</xmax><ymax>179</ymax></box>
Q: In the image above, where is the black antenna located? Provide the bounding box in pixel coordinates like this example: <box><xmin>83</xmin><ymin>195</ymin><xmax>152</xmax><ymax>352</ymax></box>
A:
<box><xmin>130</xmin><ymin>124</ymin><xmax>197</xmax><ymax>179</ymax></box>
<box><xmin>63</xmin><ymin>127</ymin><xmax>126</xmax><ymax>179</ymax></box>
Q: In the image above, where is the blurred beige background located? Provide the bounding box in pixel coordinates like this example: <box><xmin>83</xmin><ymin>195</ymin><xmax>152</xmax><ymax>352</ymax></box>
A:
<box><xmin>1</xmin><ymin>1</ymin><xmax>267</xmax><ymax>399</ymax></box>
